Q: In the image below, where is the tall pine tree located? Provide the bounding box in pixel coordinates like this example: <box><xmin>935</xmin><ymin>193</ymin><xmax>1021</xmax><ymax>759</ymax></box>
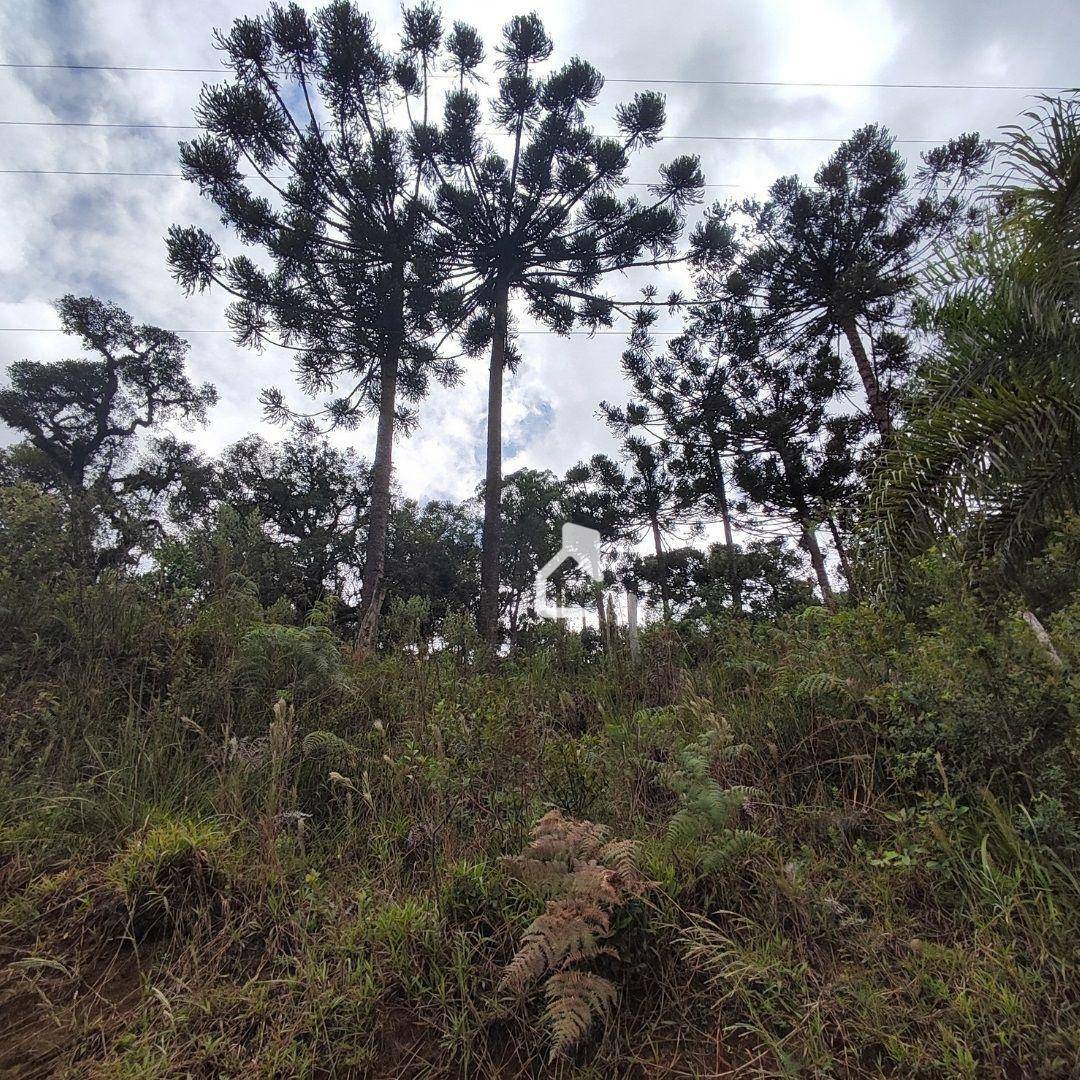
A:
<box><xmin>168</xmin><ymin>0</ymin><xmax>459</xmax><ymax>641</ymax></box>
<box><xmin>702</xmin><ymin>127</ymin><xmax>989</xmax><ymax>439</ymax></box>
<box><xmin>432</xmin><ymin>12</ymin><xmax>721</xmax><ymax>644</ymax></box>
<box><xmin>720</xmin><ymin>333</ymin><xmax>864</xmax><ymax>609</ymax></box>
<box><xmin>603</xmin><ymin>304</ymin><xmax>746</xmax><ymax>611</ymax></box>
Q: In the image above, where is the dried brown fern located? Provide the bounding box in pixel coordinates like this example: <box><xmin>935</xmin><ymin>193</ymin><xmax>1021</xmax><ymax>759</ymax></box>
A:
<box><xmin>502</xmin><ymin>898</ymin><xmax>612</xmax><ymax>992</ymax></box>
<box><xmin>502</xmin><ymin>810</ymin><xmax>653</xmax><ymax>1060</ymax></box>
<box><xmin>542</xmin><ymin>971</ymin><xmax>618</xmax><ymax>1061</ymax></box>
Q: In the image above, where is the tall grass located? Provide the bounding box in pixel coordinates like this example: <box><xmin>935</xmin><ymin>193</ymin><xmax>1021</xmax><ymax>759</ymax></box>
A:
<box><xmin>1</xmin><ymin>570</ymin><xmax>1078</xmax><ymax>1075</ymax></box>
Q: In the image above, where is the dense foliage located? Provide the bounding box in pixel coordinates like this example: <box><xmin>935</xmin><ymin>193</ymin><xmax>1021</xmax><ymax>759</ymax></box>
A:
<box><xmin>1</xmin><ymin>523</ymin><xmax>1078</xmax><ymax>1076</ymax></box>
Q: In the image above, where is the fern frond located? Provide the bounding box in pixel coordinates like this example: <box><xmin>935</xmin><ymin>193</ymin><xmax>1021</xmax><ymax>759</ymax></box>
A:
<box><xmin>716</xmin><ymin>742</ymin><xmax>752</xmax><ymax>760</ymax></box>
<box><xmin>542</xmin><ymin>971</ymin><xmax>617</xmax><ymax>1061</ymax></box>
<box><xmin>667</xmin><ymin>727</ymin><xmax>771</xmax><ymax>869</ymax></box>
<box><xmin>301</xmin><ymin>730</ymin><xmax>359</xmax><ymax>770</ymax></box>
<box><xmin>701</xmin><ymin>830</ymin><xmax>768</xmax><ymax>871</ymax></box>
<box><xmin>522</xmin><ymin>809</ymin><xmax>610</xmax><ymax>865</ymax></box>
<box><xmin>667</xmin><ymin>806</ymin><xmax>703</xmax><ymax>847</ymax></box>
<box><xmin>562</xmin><ymin>863</ymin><xmax>623</xmax><ymax>906</ymax></box>
<box><xmin>794</xmin><ymin>671</ymin><xmax>852</xmax><ymax>699</ymax></box>
<box><xmin>504</xmin><ymin>856</ymin><xmax>567</xmax><ymax>892</ymax></box>
<box><xmin>502</xmin><ymin>899</ymin><xmax>611</xmax><ymax>993</ymax></box>
<box><xmin>595</xmin><ymin>838</ymin><xmax>641</xmax><ymax>880</ymax></box>
<box><xmin>725</xmin><ymin>785</ymin><xmax>766</xmax><ymax>802</ymax></box>
<box><xmin>503</xmin><ymin>810</ymin><xmax>655</xmax><ymax>1058</ymax></box>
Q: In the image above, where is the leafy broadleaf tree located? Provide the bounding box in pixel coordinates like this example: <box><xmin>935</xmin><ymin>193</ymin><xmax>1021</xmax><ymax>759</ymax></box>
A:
<box><xmin>211</xmin><ymin>434</ymin><xmax>370</xmax><ymax>614</ymax></box>
<box><xmin>568</xmin><ymin>436</ymin><xmax>697</xmax><ymax>619</ymax></box>
<box><xmin>700</xmin><ymin>537</ymin><xmax>817</xmax><ymax>618</ymax></box>
<box><xmin>496</xmin><ymin>467</ymin><xmax>566</xmax><ymax>646</ymax></box>
<box><xmin>432</xmin><ymin>12</ymin><xmax>720</xmax><ymax>644</ymax></box>
<box><xmin>703</xmin><ymin>126</ymin><xmax>990</xmax><ymax>439</ymax></box>
<box><xmin>0</xmin><ymin>295</ymin><xmax>216</xmax><ymax>572</ymax></box>
<box><xmin>622</xmin><ymin>544</ymin><xmax>701</xmax><ymax>618</ymax></box>
<box><xmin>154</xmin><ymin>503</ymin><xmax>293</xmax><ymax>610</ymax></box>
<box><xmin>167</xmin><ymin>0</ymin><xmax>459</xmax><ymax>641</ymax></box>
<box><xmin>629</xmin><ymin>538</ymin><xmax>814</xmax><ymax>620</ymax></box>
<box><xmin>383</xmin><ymin>497</ymin><xmax>480</xmax><ymax>629</ymax></box>
<box><xmin>559</xmin><ymin>457</ymin><xmax>630</xmax><ymax>645</ymax></box>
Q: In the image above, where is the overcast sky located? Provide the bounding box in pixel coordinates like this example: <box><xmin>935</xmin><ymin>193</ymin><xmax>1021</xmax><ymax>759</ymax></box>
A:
<box><xmin>1</xmin><ymin>0</ymin><xmax>1076</xmax><ymax>509</ymax></box>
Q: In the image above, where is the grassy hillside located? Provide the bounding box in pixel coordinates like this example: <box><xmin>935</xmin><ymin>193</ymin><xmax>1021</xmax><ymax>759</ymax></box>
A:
<box><xmin>2</xmin><ymin>554</ymin><xmax>1078</xmax><ymax>1077</ymax></box>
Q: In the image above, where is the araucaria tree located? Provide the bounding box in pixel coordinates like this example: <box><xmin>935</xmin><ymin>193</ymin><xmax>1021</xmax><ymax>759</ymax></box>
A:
<box><xmin>721</xmin><ymin>335</ymin><xmax>864</xmax><ymax>609</ymax></box>
<box><xmin>705</xmin><ymin>126</ymin><xmax>989</xmax><ymax>439</ymax></box>
<box><xmin>568</xmin><ymin>436</ymin><xmax>697</xmax><ymax>619</ymax></box>
<box><xmin>432</xmin><ymin>12</ymin><xmax>719</xmax><ymax>644</ymax></box>
<box><xmin>168</xmin><ymin>0</ymin><xmax>459</xmax><ymax>641</ymax></box>
<box><xmin>0</xmin><ymin>295</ymin><xmax>216</xmax><ymax>572</ymax></box>
<box><xmin>603</xmin><ymin>307</ymin><xmax>746</xmax><ymax>612</ymax></box>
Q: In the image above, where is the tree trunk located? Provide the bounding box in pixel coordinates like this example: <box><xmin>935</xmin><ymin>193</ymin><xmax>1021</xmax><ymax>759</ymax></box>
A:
<box><xmin>357</xmin><ymin>316</ymin><xmax>403</xmax><ymax>647</ymax></box>
<box><xmin>479</xmin><ymin>282</ymin><xmax>510</xmax><ymax>648</ymax></box>
<box><xmin>778</xmin><ymin>445</ymin><xmax>835</xmax><ymax>610</ymax></box>
<box><xmin>826</xmin><ymin>512</ymin><xmax>859</xmax><ymax>599</ymax></box>
<box><xmin>799</xmin><ymin>515</ymin><xmax>835</xmax><ymax>610</ymax></box>
<box><xmin>651</xmin><ymin>515</ymin><xmax>670</xmax><ymax>619</ymax></box>
<box><xmin>593</xmin><ymin>580</ymin><xmax>608</xmax><ymax>652</ymax></box>
<box><xmin>1020</xmin><ymin>609</ymin><xmax>1064</xmax><ymax>668</ymax></box>
<box><xmin>508</xmin><ymin>591</ymin><xmax>522</xmax><ymax>653</ymax></box>
<box><xmin>841</xmin><ymin>317</ymin><xmax>892</xmax><ymax>440</ymax></box>
<box><xmin>710</xmin><ymin>447</ymin><xmax>742</xmax><ymax>614</ymax></box>
<box><xmin>355</xmin><ymin>578</ymin><xmax>386</xmax><ymax>646</ymax></box>
<box><xmin>626</xmin><ymin>589</ymin><xmax>640</xmax><ymax>659</ymax></box>
<box><xmin>67</xmin><ymin>487</ymin><xmax>96</xmax><ymax>575</ymax></box>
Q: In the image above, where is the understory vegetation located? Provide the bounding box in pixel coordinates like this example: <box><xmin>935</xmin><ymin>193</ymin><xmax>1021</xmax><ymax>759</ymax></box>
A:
<box><xmin>1</xmin><ymin>535</ymin><xmax>1078</xmax><ymax>1077</ymax></box>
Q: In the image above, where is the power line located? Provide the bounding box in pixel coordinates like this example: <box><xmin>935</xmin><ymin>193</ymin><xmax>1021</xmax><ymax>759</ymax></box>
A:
<box><xmin>605</xmin><ymin>77</ymin><xmax>1077</xmax><ymax>91</ymax></box>
<box><xmin>0</xmin><ymin>118</ymin><xmax>950</xmax><ymax>143</ymax></box>
<box><xmin>0</xmin><ymin>327</ymin><xmax>673</xmax><ymax>336</ymax></box>
<box><xmin>656</xmin><ymin>136</ymin><xmax>946</xmax><ymax>144</ymax></box>
<box><xmin>0</xmin><ymin>119</ymin><xmax>199</xmax><ymax>130</ymax></box>
<box><xmin>0</xmin><ymin>62</ymin><xmax>222</xmax><ymax>73</ymax></box>
<box><xmin>0</xmin><ymin>169</ymin><xmax>190</xmax><ymax>177</ymax></box>
<box><xmin>0</xmin><ymin>168</ymin><xmax>746</xmax><ymax>187</ymax></box>
<box><xmin>0</xmin><ymin>62</ymin><xmax>1073</xmax><ymax>92</ymax></box>
<box><xmin>0</xmin><ymin>327</ymin><xmax>233</xmax><ymax>333</ymax></box>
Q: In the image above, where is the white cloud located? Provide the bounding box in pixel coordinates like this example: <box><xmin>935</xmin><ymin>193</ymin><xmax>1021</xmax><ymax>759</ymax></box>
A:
<box><xmin>1</xmin><ymin>0</ymin><xmax>1074</xmax><ymax>511</ymax></box>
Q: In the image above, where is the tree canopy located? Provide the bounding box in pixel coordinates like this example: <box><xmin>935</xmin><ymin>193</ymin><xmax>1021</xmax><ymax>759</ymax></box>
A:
<box><xmin>0</xmin><ymin>295</ymin><xmax>216</xmax><ymax>571</ymax></box>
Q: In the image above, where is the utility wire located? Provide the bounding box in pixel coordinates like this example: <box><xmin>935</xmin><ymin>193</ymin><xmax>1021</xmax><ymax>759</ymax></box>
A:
<box><xmin>0</xmin><ymin>119</ymin><xmax>200</xmax><ymax>129</ymax></box>
<box><xmin>0</xmin><ymin>169</ymin><xmax>192</xmax><ymax>177</ymax></box>
<box><xmin>0</xmin><ymin>327</ymin><xmax>680</xmax><ymax>336</ymax></box>
<box><xmin>0</xmin><ymin>62</ymin><xmax>1073</xmax><ymax>91</ymax></box>
<box><xmin>0</xmin><ymin>168</ymin><xmax>746</xmax><ymax>188</ymax></box>
<box><xmin>0</xmin><ymin>62</ymin><xmax>223</xmax><ymax>73</ymax></box>
<box><xmin>0</xmin><ymin>118</ymin><xmax>950</xmax><ymax>143</ymax></box>
<box><xmin>606</xmin><ymin>77</ymin><xmax>1077</xmax><ymax>91</ymax></box>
